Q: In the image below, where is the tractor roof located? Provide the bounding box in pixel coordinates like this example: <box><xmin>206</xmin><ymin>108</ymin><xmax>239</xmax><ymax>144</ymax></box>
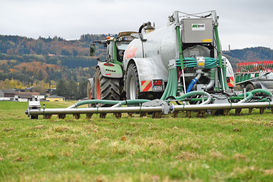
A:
<box><xmin>117</xmin><ymin>31</ymin><xmax>137</xmax><ymax>38</ymax></box>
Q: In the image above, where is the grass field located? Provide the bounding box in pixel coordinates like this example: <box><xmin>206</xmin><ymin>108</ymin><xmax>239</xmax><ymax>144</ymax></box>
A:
<box><xmin>0</xmin><ymin>101</ymin><xmax>272</xmax><ymax>182</ymax></box>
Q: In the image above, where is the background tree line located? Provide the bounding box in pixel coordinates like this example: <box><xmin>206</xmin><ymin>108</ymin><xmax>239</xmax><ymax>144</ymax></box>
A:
<box><xmin>56</xmin><ymin>79</ymin><xmax>87</xmax><ymax>100</ymax></box>
<box><xmin>0</xmin><ymin>34</ymin><xmax>108</xmax><ymax>57</ymax></box>
<box><xmin>1</xmin><ymin>33</ymin><xmax>273</xmax><ymax>100</ymax></box>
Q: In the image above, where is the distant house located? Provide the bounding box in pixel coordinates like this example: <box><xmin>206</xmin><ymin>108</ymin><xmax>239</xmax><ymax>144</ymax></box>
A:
<box><xmin>0</xmin><ymin>90</ymin><xmax>46</xmax><ymax>102</ymax></box>
<box><xmin>0</xmin><ymin>89</ymin><xmax>16</xmax><ymax>97</ymax></box>
<box><xmin>14</xmin><ymin>92</ymin><xmax>42</xmax><ymax>102</ymax></box>
<box><xmin>46</xmin><ymin>95</ymin><xmax>65</xmax><ymax>102</ymax></box>
<box><xmin>0</xmin><ymin>90</ymin><xmax>16</xmax><ymax>101</ymax></box>
<box><xmin>48</xmin><ymin>53</ymin><xmax>55</xmax><ymax>57</ymax></box>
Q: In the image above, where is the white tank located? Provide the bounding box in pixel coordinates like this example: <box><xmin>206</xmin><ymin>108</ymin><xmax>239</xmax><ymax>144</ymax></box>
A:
<box><xmin>124</xmin><ymin>24</ymin><xmax>177</xmax><ymax>75</ymax></box>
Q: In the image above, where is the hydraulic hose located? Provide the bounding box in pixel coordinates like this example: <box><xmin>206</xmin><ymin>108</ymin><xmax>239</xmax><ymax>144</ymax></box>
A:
<box><xmin>160</xmin><ymin>66</ymin><xmax>178</xmax><ymax>100</ymax></box>
<box><xmin>251</xmin><ymin>89</ymin><xmax>272</xmax><ymax>99</ymax></box>
<box><xmin>177</xmin><ymin>57</ymin><xmax>218</xmax><ymax>69</ymax></box>
<box><xmin>68</xmin><ymin>99</ymin><xmax>150</xmax><ymax>109</ymax></box>
<box><xmin>175</xmin><ymin>91</ymin><xmax>212</xmax><ymax>105</ymax></box>
<box><xmin>236</xmin><ymin>89</ymin><xmax>272</xmax><ymax>103</ymax></box>
<box><xmin>250</xmin><ymin>89</ymin><xmax>273</xmax><ymax>102</ymax></box>
<box><xmin>214</xmin><ymin>25</ymin><xmax>228</xmax><ymax>91</ymax></box>
<box><xmin>238</xmin><ymin>92</ymin><xmax>253</xmax><ymax>103</ymax></box>
<box><xmin>186</xmin><ymin>73</ymin><xmax>201</xmax><ymax>93</ymax></box>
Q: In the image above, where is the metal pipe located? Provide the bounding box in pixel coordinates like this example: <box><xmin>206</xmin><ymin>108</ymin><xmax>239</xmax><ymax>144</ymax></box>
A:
<box><xmin>174</xmin><ymin>102</ymin><xmax>273</xmax><ymax>111</ymax></box>
<box><xmin>27</xmin><ymin>102</ymin><xmax>272</xmax><ymax>116</ymax></box>
<box><xmin>214</xmin><ymin>25</ymin><xmax>226</xmax><ymax>92</ymax></box>
<box><xmin>204</xmin><ymin>68</ymin><xmax>216</xmax><ymax>91</ymax></box>
<box><xmin>174</xmin><ymin>11</ymin><xmax>186</xmax><ymax>94</ymax></box>
<box><xmin>239</xmin><ymin>90</ymin><xmax>252</xmax><ymax>103</ymax></box>
<box><xmin>175</xmin><ymin>91</ymin><xmax>212</xmax><ymax>105</ymax></box>
<box><xmin>205</xmin><ymin>80</ymin><xmax>215</xmax><ymax>91</ymax></box>
<box><xmin>27</xmin><ymin>106</ymin><xmax>163</xmax><ymax>115</ymax></box>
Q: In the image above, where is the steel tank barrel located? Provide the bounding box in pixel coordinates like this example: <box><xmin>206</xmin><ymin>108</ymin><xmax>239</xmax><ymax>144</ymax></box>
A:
<box><xmin>124</xmin><ymin>24</ymin><xmax>177</xmax><ymax>70</ymax></box>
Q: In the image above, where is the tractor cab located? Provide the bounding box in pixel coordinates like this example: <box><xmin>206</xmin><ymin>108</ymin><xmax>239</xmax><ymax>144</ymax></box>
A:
<box><xmin>90</xmin><ymin>32</ymin><xmax>136</xmax><ymax>63</ymax></box>
<box><xmin>106</xmin><ymin>32</ymin><xmax>136</xmax><ymax>63</ymax></box>
<box><xmin>87</xmin><ymin>32</ymin><xmax>137</xmax><ymax>101</ymax></box>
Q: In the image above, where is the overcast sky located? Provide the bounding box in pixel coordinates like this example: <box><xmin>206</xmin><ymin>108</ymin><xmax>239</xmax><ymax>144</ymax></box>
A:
<box><xmin>1</xmin><ymin>0</ymin><xmax>273</xmax><ymax>50</ymax></box>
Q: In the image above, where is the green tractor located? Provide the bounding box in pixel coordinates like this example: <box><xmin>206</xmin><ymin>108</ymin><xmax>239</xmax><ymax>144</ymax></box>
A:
<box><xmin>87</xmin><ymin>32</ymin><xmax>136</xmax><ymax>102</ymax></box>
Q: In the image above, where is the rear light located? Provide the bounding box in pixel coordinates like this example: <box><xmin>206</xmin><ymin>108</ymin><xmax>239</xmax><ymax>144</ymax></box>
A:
<box><xmin>227</xmin><ymin>77</ymin><xmax>230</xmax><ymax>82</ymax></box>
<box><xmin>104</xmin><ymin>62</ymin><xmax>114</xmax><ymax>67</ymax></box>
<box><xmin>153</xmin><ymin>80</ymin><xmax>163</xmax><ymax>86</ymax></box>
<box><xmin>227</xmin><ymin>77</ymin><xmax>235</xmax><ymax>87</ymax></box>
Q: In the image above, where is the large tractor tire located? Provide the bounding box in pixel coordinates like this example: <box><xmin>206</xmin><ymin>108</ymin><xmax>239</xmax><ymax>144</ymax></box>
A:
<box><xmin>94</xmin><ymin>67</ymin><xmax>121</xmax><ymax>103</ymax></box>
<box><xmin>125</xmin><ymin>63</ymin><xmax>140</xmax><ymax>100</ymax></box>
<box><xmin>245</xmin><ymin>83</ymin><xmax>255</xmax><ymax>92</ymax></box>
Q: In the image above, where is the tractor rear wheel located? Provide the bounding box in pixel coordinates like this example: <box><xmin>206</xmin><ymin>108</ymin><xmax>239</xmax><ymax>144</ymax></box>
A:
<box><xmin>94</xmin><ymin>68</ymin><xmax>121</xmax><ymax>105</ymax></box>
<box><xmin>125</xmin><ymin>63</ymin><xmax>140</xmax><ymax>100</ymax></box>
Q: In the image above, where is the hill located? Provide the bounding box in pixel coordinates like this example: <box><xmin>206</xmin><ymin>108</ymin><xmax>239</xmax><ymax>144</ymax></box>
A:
<box><xmin>1</xmin><ymin>34</ymin><xmax>273</xmax><ymax>98</ymax></box>
<box><xmin>0</xmin><ymin>34</ymin><xmax>109</xmax><ymax>98</ymax></box>
<box><xmin>223</xmin><ymin>47</ymin><xmax>273</xmax><ymax>68</ymax></box>
<box><xmin>0</xmin><ymin>34</ymin><xmax>107</xmax><ymax>57</ymax></box>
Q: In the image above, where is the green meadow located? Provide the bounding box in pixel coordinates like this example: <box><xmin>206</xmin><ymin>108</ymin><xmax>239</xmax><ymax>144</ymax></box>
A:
<box><xmin>0</xmin><ymin>101</ymin><xmax>272</xmax><ymax>182</ymax></box>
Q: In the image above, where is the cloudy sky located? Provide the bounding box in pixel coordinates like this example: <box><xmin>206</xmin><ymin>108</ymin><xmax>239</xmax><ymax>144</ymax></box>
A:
<box><xmin>1</xmin><ymin>0</ymin><xmax>273</xmax><ymax>50</ymax></box>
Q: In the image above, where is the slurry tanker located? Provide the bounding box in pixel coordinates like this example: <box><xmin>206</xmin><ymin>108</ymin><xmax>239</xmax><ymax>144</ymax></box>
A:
<box><xmin>26</xmin><ymin>11</ymin><xmax>273</xmax><ymax>119</ymax></box>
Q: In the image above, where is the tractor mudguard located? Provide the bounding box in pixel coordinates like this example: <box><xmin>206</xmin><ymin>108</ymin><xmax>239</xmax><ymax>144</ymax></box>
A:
<box><xmin>124</xmin><ymin>58</ymin><xmax>169</xmax><ymax>92</ymax></box>
<box><xmin>97</xmin><ymin>61</ymin><xmax>123</xmax><ymax>78</ymax></box>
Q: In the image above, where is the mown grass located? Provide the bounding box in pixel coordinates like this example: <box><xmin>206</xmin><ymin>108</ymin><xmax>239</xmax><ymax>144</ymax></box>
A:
<box><xmin>0</xmin><ymin>101</ymin><xmax>272</xmax><ymax>182</ymax></box>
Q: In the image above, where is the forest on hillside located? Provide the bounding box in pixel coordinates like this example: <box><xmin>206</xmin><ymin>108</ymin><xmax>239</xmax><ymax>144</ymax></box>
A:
<box><xmin>0</xmin><ymin>34</ymin><xmax>273</xmax><ymax>99</ymax></box>
<box><xmin>0</xmin><ymin>34</ymin><xmax>108</xmax><ymax>56</ymax></box>
<box><xmin>0</xmin><ymin>34</ymin><xmax>109</xmax><ymax>98</ymax></box>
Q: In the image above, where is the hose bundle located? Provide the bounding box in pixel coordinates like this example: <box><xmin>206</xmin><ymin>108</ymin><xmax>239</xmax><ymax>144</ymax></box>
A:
<box><xmin>176</xmin><ymin>57</ymin><xmax>221</xmax><ymax>69</ymax></box>
<box><xmin>160</xmin><ymin>67</ymin><xmax>178</xmax><ymax>100</ymax></box>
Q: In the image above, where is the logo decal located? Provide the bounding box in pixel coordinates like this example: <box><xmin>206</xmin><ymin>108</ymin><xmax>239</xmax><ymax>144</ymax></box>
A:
<box><xmin>124</xmin><ymin>45</ymin><xmax>138</xmax><ymax>60</ymax></box>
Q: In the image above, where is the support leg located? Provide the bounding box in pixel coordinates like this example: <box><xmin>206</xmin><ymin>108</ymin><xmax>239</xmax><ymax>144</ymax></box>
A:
<box><xmin>197</xmin><ymin>110</ymin><xmax>206</xmax><ymax>118</ymax></box>
<box><xmin>152</xmin><ymin>112</ymin><xmax>162</xmax><ymax>118</ymax></box>
<box><xmin>58</xmin><ymin>114</ymin><xmax>66</xmax><ymax>119</ymax></box>
<box><xmin>235</xmin><ymin>108</ymin><xmax>242</xmax><ymax>116</ymax></box>
<box><xmin>100</xmin><ymin>113</ymin><xmax>106</xmax><ymax>118</ymax></box>
<box><xmin>86</xmin><ymin>113</ymin><xmax>93</xmax><ymax>119</ymax></box>
<box><xmin>172</xmin><ymin>111</ymin><xmax>179</xmax><ymax>118</ymax></box>
<box><xmin>186</xmin><ymin>111</ymin><xmax>191</xmax><ymax>118</ymax></box>
<box><xmin>223</xmin><ymin>109</ymin><xmax>231</xmax><ymax>116</ymax></box>
<box><xmin>73</xmin><ymin>114</ymin><xmax>80</xmax><ymax>119</ymax></box>
<box><xmin>43</xmin><ymin>114</ymin><xmax>52</xmax><ymax>119</ymax></box>
<box><xmin>248</xmin><ymin>108</ymin><xmax>253</xmax><ymax>114</ymax></box>
<box><xmin>260</xmin><ymin>108</ymin><xmax>265</xmax><ymax>114</ymax></box>
<box><xmin>114</xmin><ymin>113</ymin><xmax>122</xmax><ymax>119</ymax></box>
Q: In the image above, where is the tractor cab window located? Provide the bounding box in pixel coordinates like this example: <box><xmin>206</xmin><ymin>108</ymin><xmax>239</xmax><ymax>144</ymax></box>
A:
<box><xmin>116</xmin><ymin>42</ymin><xmax>129</xmax><ymax>62</ymax></box>
<box><xmin>107</xmin><ymin>42</ymin><xmax>113</xmax><ymax>60</ymax></box>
